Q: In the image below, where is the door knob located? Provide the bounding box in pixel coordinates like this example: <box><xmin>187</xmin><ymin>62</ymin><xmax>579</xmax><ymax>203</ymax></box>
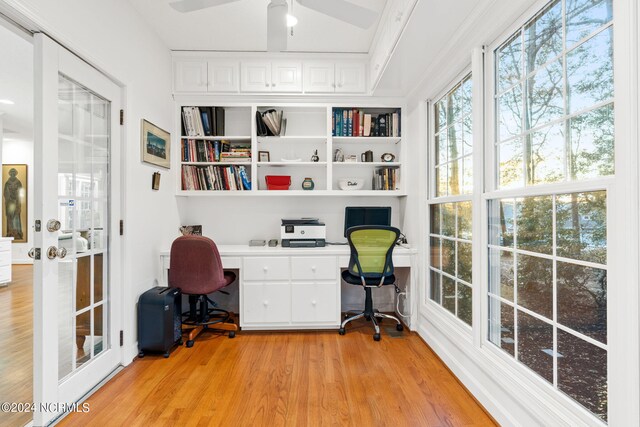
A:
<box><xmin>47</xmin><ymin>246</ymin><xmax>66</xmax><ymax>259</ymax></box>
<box><xmin>28</xmin><ymin>248</ymin><xmax>37</xmax><ymax>259</ymax></box>
<box><xmin>47</xmin><ymin>219</ymin><xmax>61</xmax><ymax>232</ymax></box>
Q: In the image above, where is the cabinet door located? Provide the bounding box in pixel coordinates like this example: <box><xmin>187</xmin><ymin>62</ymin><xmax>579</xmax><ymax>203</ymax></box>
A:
<box><xmin>242</xmin><ymin>282</ymin><xmax>291</xmax><ymax>324</ymax></box>
<box><xmin>207</xmin><ymin>61</ymin><xmax>239</xmax><ymax>93</ymax></box>
<box><xmin>291</xmin><ymin>282</ymin><xmax>339</xmax><ymax>323</ymax></box>
<box><xmin>303</xmin><ymin>62</ymin><xmax>335</xmax><ymax>93</ymax></box>
<box><xmin>335</xmin><ymin>62</ymin><xmax>366</xmax><ymax>93</ymax></box>
<box><xmin>174</xmin><ymin>60</ymin><xmax>208</xmax><ymax>93</ymax></box>
<box><xmin>271</xmin><ymin>61</ymin><xmax>302</xmax><ymax>92</ymax></box>
<box><xmin>240</xmin><ymin>61</ymin><xmax>272</xmax><ymax>92</ymax></box>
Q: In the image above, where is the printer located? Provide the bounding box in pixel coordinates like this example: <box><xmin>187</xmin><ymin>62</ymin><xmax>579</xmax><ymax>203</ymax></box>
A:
<box><xmin>281</xmin><ymin>218</ymin><xmax>326</xmax><ymax>247</ymax></box>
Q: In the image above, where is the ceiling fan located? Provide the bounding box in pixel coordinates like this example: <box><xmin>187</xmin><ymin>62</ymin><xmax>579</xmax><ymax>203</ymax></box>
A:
<box><xmin>168</xmin><ymin>0</ymin><xmax>378</xmax><ymax>51</ymax></box>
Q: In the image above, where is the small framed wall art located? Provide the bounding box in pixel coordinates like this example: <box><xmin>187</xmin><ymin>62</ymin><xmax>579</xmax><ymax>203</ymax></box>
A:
<box><xmin>141</xmin><ymin>119</ymin><xmax>171</xmax><ymax>169</ymax></box>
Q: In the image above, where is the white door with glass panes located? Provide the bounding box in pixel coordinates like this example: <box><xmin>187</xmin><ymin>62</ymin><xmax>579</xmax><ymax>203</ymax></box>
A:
<box><xmin>32</xmin><ymin>33</ymin><xmax>122</xmax><ymax>426</ymax></box>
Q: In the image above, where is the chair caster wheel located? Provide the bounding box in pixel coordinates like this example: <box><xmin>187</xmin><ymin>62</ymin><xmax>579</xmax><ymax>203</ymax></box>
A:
<box><xmin>228</xmin><ymin>331</ymin><xmax>236</xmax><ymax>338</ymax></box>
<box><xmin>186</xmin><ymin>340</ymin><xmax>194</xmax><ymax>348</ymax></box>
<box><xmin>163</xmin><ymin>352</ymin><xmax>170</xmax><ymax>358</ymax></box>
<box><xmin>138</xmin><ymin>351</ymin><xmax>145</xmax><ymax>358</ymax></box>
<box><xmin>178</xmin><ymin>339</ymin><xmax>184</xmax><ymax>346</ymax></box>
<box><xmin>373</xmin><ymin>333</ymin><xmax>381</xmax><ymax>341</ymax></box>
<box><xmin>396</xmin><ymin>324</ymin><xmax>404</xmax><ymax>331</ymax></box>
<box><xmin>338</xmin><ymin>328</ymin><xmax>345</xmax><ymax>335</ymax></box>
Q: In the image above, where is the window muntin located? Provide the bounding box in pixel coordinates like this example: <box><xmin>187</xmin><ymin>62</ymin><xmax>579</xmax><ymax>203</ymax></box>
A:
<box><xmin>494</xmin><ymin>0</ymin><xmax>613</xmax><ymax>189</ymax></box>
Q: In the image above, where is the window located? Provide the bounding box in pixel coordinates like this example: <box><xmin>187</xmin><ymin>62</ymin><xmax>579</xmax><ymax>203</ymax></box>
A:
<box><xmin>488</xmin><ymin>0</ymin><xmax>612</xmax><ymax>422</ymax></box>
<box><xmin>429</xmin><ymin>74</ymin><xmax>473</xmax><ymax>326</ymax></box>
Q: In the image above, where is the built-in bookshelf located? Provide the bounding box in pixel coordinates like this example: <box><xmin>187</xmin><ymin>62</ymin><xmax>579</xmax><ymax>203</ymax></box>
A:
<box><xmin>176</xmin><ymin>104</ymin><xmax>404</xmax><ymax>196</ymax></box>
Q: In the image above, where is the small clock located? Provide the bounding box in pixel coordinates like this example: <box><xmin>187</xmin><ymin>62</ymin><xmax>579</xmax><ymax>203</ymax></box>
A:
<box><xmin>381</xmin><ymin>153</ymin><xmax>395</xmax><ymax>162</ymax></box>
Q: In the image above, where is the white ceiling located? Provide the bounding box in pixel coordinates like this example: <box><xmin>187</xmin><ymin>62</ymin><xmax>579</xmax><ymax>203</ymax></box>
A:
<box><xmin>127</xmin><ymin>0</ymin><xmax>387</xmax><ymax>53</ymax></box>
<box><xmin>0</xmin><ymin>23</ymin><xmax>32</xmax><ymax>145</ymax></box>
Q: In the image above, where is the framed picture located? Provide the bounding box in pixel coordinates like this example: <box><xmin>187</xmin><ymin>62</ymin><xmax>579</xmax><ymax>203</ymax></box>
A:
<box><xmin>141</xmin><ymin>119</ymin><xmax>170</xmax><ymax>169</ymax></box>
<box><xmin>2</xmin><ymin>164</ymin><xmax>27</xmax><ymax>243</ymax></box>
<box><xmin>258</xmin><ymin>151</ymin><xmax>270</xmax><ymax>162</ymax></box>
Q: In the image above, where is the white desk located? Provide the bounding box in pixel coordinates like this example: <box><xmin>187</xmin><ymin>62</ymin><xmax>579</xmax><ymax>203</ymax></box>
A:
<box><xmin>160</xmin><ymin>244</ymin><xmax>417</xmax><ymax>331</ymax></box>
<box><xmin>0</xmin><ymin>237</ymin><xmax>13</xmax><ymax>287</ymax></box>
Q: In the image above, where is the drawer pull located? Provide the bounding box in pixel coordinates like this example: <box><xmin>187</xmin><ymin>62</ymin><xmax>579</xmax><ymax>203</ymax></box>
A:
<box><xmin>263</xmin><ymin>266</ymin><xmax>269</xmax><ymax>272</ymax></box>
<box><xmin>263</xmin><ymin>300</ymin><xmax>269</xmax><ymax>306</ymax></box>
<box><xmin>311</xmin><ymin>300</ymin><xmax>317</xmax><ymax>306</ymax></box>
<box><xmin>311</xmin><ymin>266</ymin><xmax>316</xmax><ymax>271</ymax></box>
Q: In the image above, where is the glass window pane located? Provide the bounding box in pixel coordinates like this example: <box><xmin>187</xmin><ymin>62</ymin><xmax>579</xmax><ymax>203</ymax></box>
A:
<box><xmin>436</xmin><ymin>165</ymin><xmax>447</xmax><ymax>197</ymax></box>
<box><xmin>517</xmin><ymin>310</ymin><xmax>554</xmax><ymax>383</ymax></box>
<box><xmin>448</xmin><ymin>158</ymin><xmax>462</xmax><ymax>196</ymax></box>
<box><xmin>516</xmin><ymin>195</ymin><xmax>553</xmax><ymax>255</ymax></box>
<box><xmin>76</xmin><ymin>310</ymin><xmax>92</xmax><ymax>367</ymax></box>
<box><xmin>557</xmin><ymin>330</ymin><xmax>608</xmax><ymax>422</ymax></box>
<box><xmin>76</xmin><ymin>257</ymin><xmax>91</xmax><ymax>311</ymax></box>
<box><xmin>430</xmin><ymin>204</ymin><xmax>441</xmax><ymax>235</ymax></box>
<box><xmin>436</xmin><ymin>132</ymin><xmax>447</xmax><ymax>166</ymax></box>
<box><xmin>462</xmin><ymin>115</ymin><xmax>472</xmax><ymax>156</ymax></box>
<box><xmin>448</xmin><ymin>85</ymin><xmax>462</xmax><ymax>126</ymax></box>
<box><xmin>528</xmin><ymin>122</ymin><xmax>565</xmax><ymax>184</ymax></box>
<box><xmin>525</xmin><ymin>59</ymin><xmax>564</xmax><ymax>129</ymax></box>
<box><xmin>442</xmin><ymin>276</ymin><xmax>456</xmax><ymax>314</ymax></box>
<box><xmin>569</xmin><ymin>103</ymin><xmax>614</xmax><ymax>180</ymax></box>
<box><xmin>524</xmin><ymin>0</ymin><xmax>563</xmax><ymax>72</ymax></box>
<box><xmin>498</xmin><ymin>139</ymin><xmax>524</xmax><ymax>189</ymax></box>
<box><xmin>435</xmin><ymin>99</ymin><xmax>447</xmax><ymax>133</ymax></box>
<box><xmin>497</xmin><ymin>33</ymin><xmax>522</xmax><ymax>92</ymax></box>
<box><xmin>556</xmin><ymin>191</ymin><xmax>607</xmax><ymax>264</ymax></box>
<box><xmin>94</xmin><ymin>304</ymin><xmax>104</xmax><ymax>357</ymax></box>
<box><xmin>557</xmin><ymin>262</ymin><xmax>607</xmax><ymax>344</ymax></box>
<box><xmin>442</xmin><ymin>239</ymin><xmax>456</xmax><ymax>276</ymax></box>
<box><xmin>462</xmin><ymin>156</ymin><xmax>473</xmax><ymax>195</ymax></box>
<box><xmin>457</xmin><ymin>283</ymin><xmax>472</xmax><ymax>326</ymax></box>
<box><xmin>448</xmin><ymin>121</ymin><xmax>463</xmax><ymax>161</ymax></box>
<box><xmin>517</xmin><ymin>254</ymin><xmax>553</xmax><ymax>319</ymax></box>
<box><xmin>429</xmin><ymin>269</ymin><xmax>441</xmax><ymax>303</ymax></box>
<box><xmin>567</xmin><ymin>28</ymin><xmax>613</xmax><ymax>114</ymax></box>
<box><xmin>458</xmin><ymin>201</ymin><xmax>472</xmax><ymax>240</ymax></box>
<box><xmin>442</xmin><ymin>203</ymin><xmax>456</xmax><ymax>237</ymax></box>
<box><xmin>94</xmin><ymin>253</ymin><xmax>104</xmax><ymax>304</ymax></box>
<box><xmin>458</xmin><ymin>242</ymin><xmax>472</xmax><ymax>284</ymax></box>
<box><xmin>58</xmin><ymin>259</ymin><xmax>75</xmax><ymax>380</ymax></box>
<box><xmin>489</xmin><ymin>249</ymin><xmax>515</xmax><ymax>301</ymax></box>
<box><xmin>430</xmin><ymin>237</ymin><xmax>441</xmax><ymax>270</ymax></box>
<box><xmin>498</xmin><ymin>85</ymin><xmax>522</xmax><ymax>141</ymax></box>
<box><xmin>566</xmin><ymin>0</ymin><xmax>613</xmax><ymax>48</ymax></box>
<box><xmin>461</xmin><ymin>76</ymin><xmax>473</xmax><ymax>116</ymax></box>
<box><xmin>489</xmin><ymin>200</ymin><xmax>515</xmax><ymax>247</ymax></box>
<box><xmin>488</xmin><ymin>297</ymin><xmax>515</xmax><ymax>356</ymax></box>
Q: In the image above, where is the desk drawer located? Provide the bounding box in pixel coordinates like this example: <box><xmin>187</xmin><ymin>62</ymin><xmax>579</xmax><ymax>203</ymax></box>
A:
<box><xmin>0</xmin><ymin>266</ymin><xmax>11</xmax><ymax>283</ymax></box>
<box><xmin>0</xmin><ymin>251</ymin><xmax>10</xmax><ymax>267</ymax></box>
<box><xmin>242</xmin><ymin>282</ymin><xmax>290</xmax><ymax>323</ymax></box>
<box><xmin>291</xmin><ymin>256</ymin><xmax>337</xmax><ymax>280</ymax></box>
<box><xmin>243</xmin><ymin>257</ymin><xmax>290</xmax><ymax>281</ymax></box>
<box><xmin>0</xmin><ymin>241</ymin><xmax>10</xmax><ymax>252</ymax></box>
<box><xmin>291</xmin><ymin>282</ymin><xmax>338</xmax><ymax>323</ymax></box>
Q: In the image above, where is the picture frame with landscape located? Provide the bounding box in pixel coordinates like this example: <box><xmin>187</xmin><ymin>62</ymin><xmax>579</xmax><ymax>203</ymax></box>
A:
<box><xmin>141</xmin><ymin>119</ymin><xmax>171</xmax><ymax>169</ymax></box>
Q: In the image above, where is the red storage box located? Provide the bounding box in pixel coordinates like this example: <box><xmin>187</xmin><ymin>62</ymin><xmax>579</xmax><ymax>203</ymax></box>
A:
<box><xmin>265</xmin><ymin>175</ymin><xmax>291</xmax><ymax>190</ymax></box>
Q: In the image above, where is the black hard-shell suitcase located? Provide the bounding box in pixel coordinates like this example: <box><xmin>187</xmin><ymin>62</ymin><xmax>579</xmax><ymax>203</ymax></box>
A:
<box><xmin>137</xmin><ymin>286</ymin><xmax>182</xmax><ymax>358</ymax></box>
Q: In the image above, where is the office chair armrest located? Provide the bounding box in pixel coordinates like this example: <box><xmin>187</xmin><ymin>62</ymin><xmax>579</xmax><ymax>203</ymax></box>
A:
<box><xmin>359</xmin><ymin>275</ymin><xmax>387</xmax><ymax>288</ymax></box>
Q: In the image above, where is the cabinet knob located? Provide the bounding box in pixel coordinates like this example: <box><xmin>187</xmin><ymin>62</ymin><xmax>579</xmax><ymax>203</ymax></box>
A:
<box><xmin>263</xmin><ymin>300</ymin><xmax>269</xmax><ymax>306</ymax></box>
<box><xmin>263</xmin><ymin>266</ymin><xmax>269</xmax><ymax>272</ymax></box>
<box><xmin>337</xmin><ymin>83</ymin><xmax>343</xmax><ymax>88</ymax></box>
<box><xmin>311</xmin><ymin>300</ymin><xmax>317</xmax><ymax>306</ymax></box>
<box><xmin>271</xmin><ymin>83</ymin><xmax>276</xmax><ymax>87</ymax></box>
<box><xmin>265</xmin><ymin>83</ymin><xmax>269</xmax><ymax>87</ymax></box>
<box><xmin>311</xmin><ymin>266</ymin><xmax>316</xmax><ymax>272</ymax></box>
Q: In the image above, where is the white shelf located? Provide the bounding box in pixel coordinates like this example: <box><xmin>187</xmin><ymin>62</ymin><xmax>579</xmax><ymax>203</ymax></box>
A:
<box><xmin>176</xmin><ymin>190</ymin><xmax>406</xmax><ymax>197</ymax></box>
<box><xmin>257</xmin><ymin>135</ymin><xmax>327</xmax><ymax>140</ymax></box>
<box><xmin>333</xmin><ymin>162</ymin><xmax>401</xmax><ymax>167</ymax></box>
<box><xmin>258</xmin><ymin>162</ymin><xmax>327</xmax><ymax>166</ymax></box>
<box><xmin>180</xmin><ymin>135</ymin><xmax>252</xmax><ymax>141</ymax></box>
<box><xmin>333</xmin><ymin>136</ymin><xmax>401</xmax><ymax>143</ymax></box>
<box><xmin>181</xmin><ymin>161</ymin><xmax>252</xmax><ymax>166</ymax></box>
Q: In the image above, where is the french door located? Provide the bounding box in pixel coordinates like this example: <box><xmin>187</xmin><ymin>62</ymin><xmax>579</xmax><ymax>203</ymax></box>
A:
<box><xmin>33</xmin><ymin>33</ymin><xmax>122</xmax><ymax>426</ymax></box>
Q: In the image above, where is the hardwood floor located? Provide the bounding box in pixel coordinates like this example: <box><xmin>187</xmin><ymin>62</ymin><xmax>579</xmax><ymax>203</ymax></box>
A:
<box><xmin>59</xmin><ymin>320</ymin><xmax>496</xmax><ymax>427</ymax></box>
<box><xmin>0</xmin><ymin>265</ymin><xmax>33</xmax><ymax>427</ymax></box>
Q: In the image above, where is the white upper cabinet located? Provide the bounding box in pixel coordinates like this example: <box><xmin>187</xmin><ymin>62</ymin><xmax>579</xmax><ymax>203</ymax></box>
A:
<box><xmin>303</xmin><ymin>62</ymin><xmax>335</xmax><ymax>93</ymax></box>
<box><xmin>241</xmin><ymin>61</ymin><xmax>272</xmax><ymax>92</ymax></box>
<box><xmin>335</xmin><ymin>63</ymin><xmax>366</xmax><ymax>93</ymax></box>
<box><xmin>241</xmin><ymin>61</ymin><xmax>302</xmax><ymax>93</ymax></box>
<box><xmin>174</xmin><ymin>60</ymin><xmax>208</xmax><ymax>92</ymax></box>
<box><xmin>207</xmin><ymin>61</ymin><xmax>239</xmax><ymax>93</ymax></box>
<box><xmin>271</xmin><ymin>61</ymin><xmax>302</xmax><ymax>92</ymax></box>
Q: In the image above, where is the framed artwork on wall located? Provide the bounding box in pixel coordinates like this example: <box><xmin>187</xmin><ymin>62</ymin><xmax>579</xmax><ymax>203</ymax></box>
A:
<box><xmin>2</xmin><ymin>164</ymin><xmax>27</xmax><ymax>243</ymax></box>
<box><xmin>141</xmin><ymin>119</ymin><xmax>171</xmax><ymax>169</ymax></box>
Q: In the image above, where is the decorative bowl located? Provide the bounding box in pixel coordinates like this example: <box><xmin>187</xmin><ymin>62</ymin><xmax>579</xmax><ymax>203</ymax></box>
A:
<box><xmin>338</xmin><ymin>178</ymin><xmax>365</xmax><ymax>190</ymax></box>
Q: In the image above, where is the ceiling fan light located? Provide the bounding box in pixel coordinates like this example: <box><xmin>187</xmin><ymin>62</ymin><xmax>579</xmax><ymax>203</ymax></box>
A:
<box><xmin>286</xmin><ymin>14</ymin><xmax>298</xmax><ymax>27</ymax></box>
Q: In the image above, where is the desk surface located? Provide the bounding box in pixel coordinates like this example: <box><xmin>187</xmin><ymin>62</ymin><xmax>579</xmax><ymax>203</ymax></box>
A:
<box><xmin>160</xmin><ymin>244</ymin><xmax>416</xmax><ymax>257</ymax></box>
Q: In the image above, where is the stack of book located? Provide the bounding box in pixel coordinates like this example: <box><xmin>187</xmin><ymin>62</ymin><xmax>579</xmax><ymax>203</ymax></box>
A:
<box><xmin>332</xmin><ymin>109</ymin><xmax>400</xmax><ymax>137</ymax></box>
<box><xmin>373</xmin><ymin>166</ymin><xmax>399</xmax><ymax>191</ymax></box>
<box><xmin>182</xmin><ymin>140</ymin><xmax>251</xmax><ymax>163</ymax></box>
<box><xmin>181</xmin><ymin>106</ymin><xmax>226</xmax><ymax>136</ymax></box>
<box><xmin>181</xmin><ymin>164</ymin><xmax>251</xmax><ymax>191</ymax></box>
<box><xmin>257</xmin><ymin>109</ymin><xmax>285</xmax><ymax>136</ymax></box>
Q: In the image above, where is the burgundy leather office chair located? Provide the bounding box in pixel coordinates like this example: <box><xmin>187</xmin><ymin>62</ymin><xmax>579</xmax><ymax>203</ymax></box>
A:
<box><xmin>169</xmin><ymin>236</ymin><xmax>238</xmax><ymax>346</ymax></box>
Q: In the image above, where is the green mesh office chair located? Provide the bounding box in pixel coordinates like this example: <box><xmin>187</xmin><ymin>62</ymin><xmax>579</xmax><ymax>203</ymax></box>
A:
<box><xmin>339</xmin><ymin>225</ymin><xmax>404</xmax><ymax>341</ymax></box>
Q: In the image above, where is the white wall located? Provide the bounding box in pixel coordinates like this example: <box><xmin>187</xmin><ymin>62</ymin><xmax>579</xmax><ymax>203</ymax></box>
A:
<box><xmin>2</xmin><ymin>0</ymin><xmax>181</xmax><ymax>362</ymax></box>
<box><xmin>2</xmin><ymin>138</ymin><xmax>33</xmax><ymax>263</ymax></box>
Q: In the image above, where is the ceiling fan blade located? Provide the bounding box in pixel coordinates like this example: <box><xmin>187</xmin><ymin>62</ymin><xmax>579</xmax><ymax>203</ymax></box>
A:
<box><xmin>169</xmin><ymin>0</ymin><xmax>241</xmax><ymax>13</ymax></box>
<box><xmin>297</xmin><ymin>0</ymin><xmax>378</xmax><ymax>29</ymax></box>
<box><xmin>267</xmin><ymin>0</ymin><xmax>287</xmax><ymax>52</ymax></box>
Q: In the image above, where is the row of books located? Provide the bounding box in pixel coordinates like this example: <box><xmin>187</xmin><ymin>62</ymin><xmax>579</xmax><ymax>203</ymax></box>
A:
<box><xmin>373</xmin><ymin>167</ymin><xmax>399</xmax><ymax>191</ymax></box>
<box><xmin>332</xmin><ymin>109</ymin><xmax>400</xmax><ymax>138</ymax></box>
<box><xmin>182</xmin><ymin>165</ymin><xmax>251</xmax><ymax>191</ymax></box>
<box><xmin>181</xmin><ymin>139</ymin><xmax>251</xmax><ymax>163</ymax></box>
<box><xmin>181</xmin><ymin>106</ymin><xmax>226</xmax><ymax>137</ymax></box>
